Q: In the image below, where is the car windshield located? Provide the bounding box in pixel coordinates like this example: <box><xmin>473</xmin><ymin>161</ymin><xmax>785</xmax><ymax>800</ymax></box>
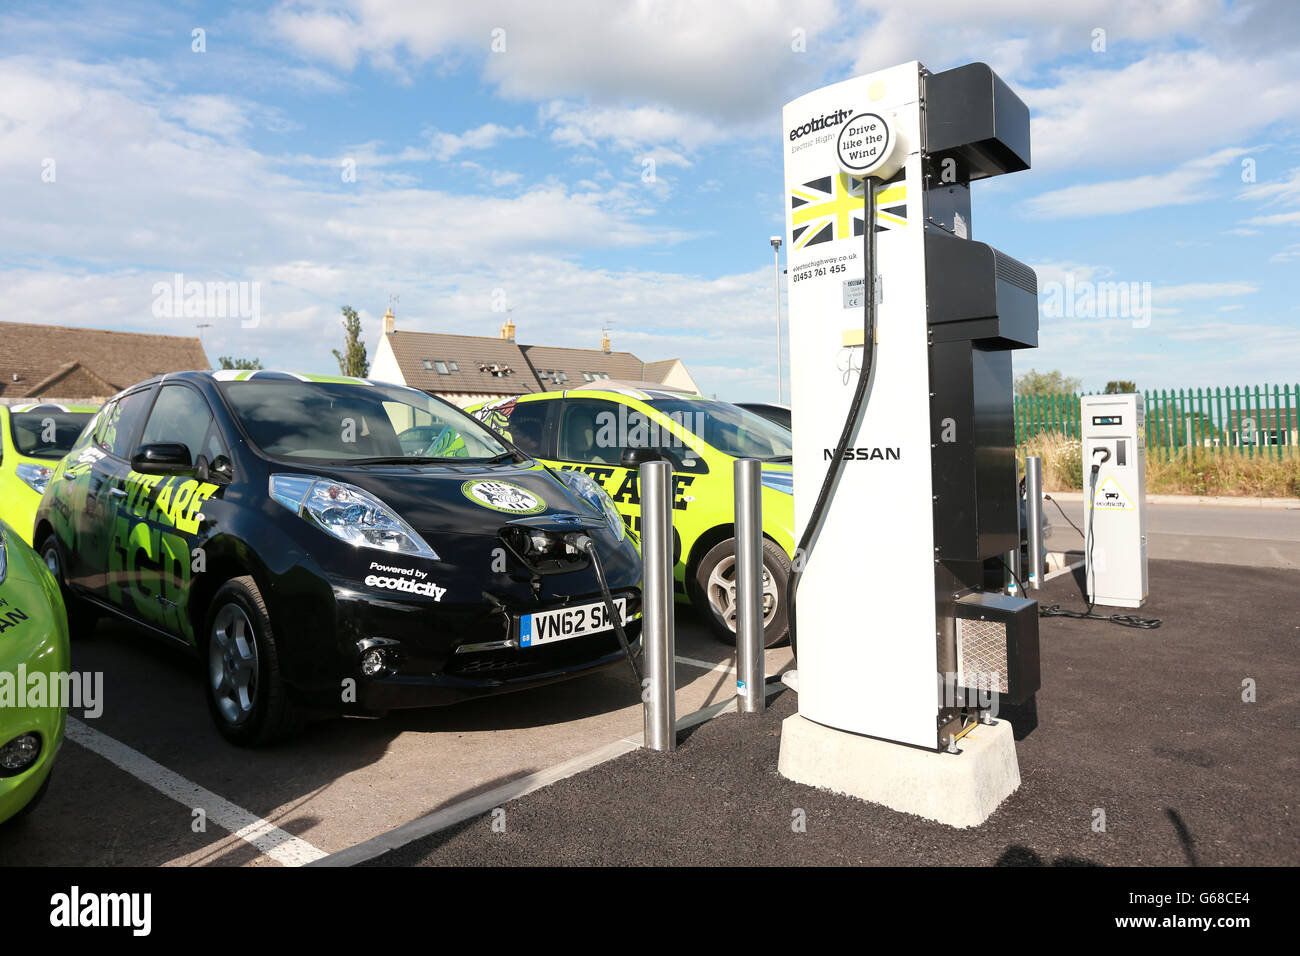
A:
<box><xmin>646</xmin><ymin>399</ymin><xmax>793</xmax><ymax>461</ymax></box>
<box><xmin>9</xmin><ymin>409</ymin><xmax>95</xmax><ymax>459</ymax></box>
<box><xmin>219</xmin><ymin>379</ymin><xmax>511</xmax><ymax>463</ymax></box>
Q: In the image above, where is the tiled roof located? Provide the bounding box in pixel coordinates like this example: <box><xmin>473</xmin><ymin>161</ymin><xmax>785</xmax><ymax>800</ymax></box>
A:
<box><xmin>0</xmin><ymin>321</ymin><xmax>210</xmax><ymax>399</ymax></box>
<box><xmin>385</xmin><ymin>329</ymin><xmax>687</xmax><ymax>394</ymax></box>
<box><xmin>520</xmin><ymin>345</ymin><xmax>650</xmax><ymax>390</ymax></box>
<box><xmin>387</xmin><ymin>330</ymin><xmax>534</xmax><ymax>395</ymax></box>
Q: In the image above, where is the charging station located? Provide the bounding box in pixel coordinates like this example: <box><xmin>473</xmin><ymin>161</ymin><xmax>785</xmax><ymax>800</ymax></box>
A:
<box><xmin>1081</xmin><ymin>393</ymin><xmax>1149</xmax><ymax>608</ymax></box>
<box><xmin>777</xmin><ymin>61</ymin><xmax>1042</xmax><ymax>827</ymax></box>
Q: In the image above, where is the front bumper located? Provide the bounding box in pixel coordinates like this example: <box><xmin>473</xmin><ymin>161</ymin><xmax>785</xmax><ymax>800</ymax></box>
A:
<box><xmin>0</xmin><ymin>577</ymin><xmax>68</xmax><ymax>825</ymax></box>
<box><xmin>327</xmin><ymin>582</ymin><xmax>643</xmax><ymax>711</ymax></box>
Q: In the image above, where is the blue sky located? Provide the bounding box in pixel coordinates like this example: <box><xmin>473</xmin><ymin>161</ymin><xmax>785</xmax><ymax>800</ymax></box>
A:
<box><xmin>2</xmin><ymin>0</ymin><xmax>1298</xmax><ymax>401</ymax></box>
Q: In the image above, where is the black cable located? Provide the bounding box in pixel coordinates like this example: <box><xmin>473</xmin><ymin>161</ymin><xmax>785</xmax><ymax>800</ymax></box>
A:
<box><xmin>999</xmin><ymin>557</ymin><xmax>1161</xmax><ymax>629</ymax></box>
<box><xmin>1038</xmin><ymin>603</ymin><xmax>1162</xmax><ymax>629</ymax></box>
<box><xmin>1044</xmin><ymin>493</ymin><xmax>1085</xmax><ymax>538</ymax></box>
<box><xmin>786</xmin><ymin>178</ymin><xmax>879</xmax><ymax>654</ymax></box>
<box><xmin>571</xmin><ymin>533</ymin><xmax>642</xmax><ymax>684</ymax></box>
<box><xmin>1006</xmin><ymin>466</ymin><xmax>1162</xmax><ymax>629</ymax></box>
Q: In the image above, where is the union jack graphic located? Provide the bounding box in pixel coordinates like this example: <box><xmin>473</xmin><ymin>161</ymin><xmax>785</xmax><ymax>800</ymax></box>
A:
<box><xmin>789</xmin><ymin>170</ymin><xmax>907</xmax><ymax>249</ymax></box>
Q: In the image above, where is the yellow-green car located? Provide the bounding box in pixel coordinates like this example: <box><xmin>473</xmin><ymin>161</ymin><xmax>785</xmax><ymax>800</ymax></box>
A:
<box><xmin>468</xmin><ymin>387</ymin><xmax>795</xmax><ymax>646</ymax></box>
<box><xmin>0</xmin><ymin>518</ymin><xmax>69</xmax><ymax>825</ymax></box>
<box><xmin>0</xmin><ymin>403</ymin><xmax>99</xmax><ymax>544</ymax></box>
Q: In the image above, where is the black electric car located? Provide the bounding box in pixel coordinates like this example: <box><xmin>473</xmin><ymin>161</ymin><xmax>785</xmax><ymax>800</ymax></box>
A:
<box><xmin>34</xmin><ymin>371</ymin><xmax>642</xmax><ymax>745</ymax></box>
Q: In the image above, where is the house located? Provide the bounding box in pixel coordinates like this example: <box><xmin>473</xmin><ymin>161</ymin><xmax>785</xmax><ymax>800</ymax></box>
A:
<box><xmin>0</xmin><ymin>321</ymin><xmax>210</xmax><ymax>403</ymax></box>
<box><xmin>369</xmin><ymin>310</ymin><xmax>699</xmax><ymax>407</ymax></box>
<box><xmin>1226</xmin><ymin>407</ymin><xmax>1297</xmax><ymax>447</ymax></box>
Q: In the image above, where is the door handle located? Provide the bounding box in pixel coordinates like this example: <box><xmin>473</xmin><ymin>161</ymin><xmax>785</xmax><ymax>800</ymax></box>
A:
<box><xmin>109</xmin><ymin>486</ymin><xmax>127</xmax><ymax>498</ymax></box>
<box><xmin>62</xmin><ymin>471</ymin><xmax>77</xmax><ymax>480</ymax></box>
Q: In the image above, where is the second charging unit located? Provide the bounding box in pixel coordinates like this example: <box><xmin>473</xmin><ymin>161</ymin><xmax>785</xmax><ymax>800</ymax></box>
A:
<box><xmin>1081</xmin><ymin>393</ymin><xmax>1149</xmax><ymax>608</ymax></box>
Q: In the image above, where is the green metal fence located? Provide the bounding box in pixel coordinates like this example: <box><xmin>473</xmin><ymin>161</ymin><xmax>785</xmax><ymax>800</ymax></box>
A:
<box><xmin>1014</xmin><ymin>385</ymin><xmax>1300</xmax><ymax>460</ymax></box>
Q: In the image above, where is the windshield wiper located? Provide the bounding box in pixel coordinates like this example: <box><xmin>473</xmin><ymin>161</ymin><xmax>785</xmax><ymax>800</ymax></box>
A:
<box><xmin>764</xmin><ymin>454</ymin><xmax>793</xmax><ymax>463</ymax></box>
<box><xmin>347</xmin><ymin>455</ymin><xmax>450</xmax><ymax>465</ymax></box>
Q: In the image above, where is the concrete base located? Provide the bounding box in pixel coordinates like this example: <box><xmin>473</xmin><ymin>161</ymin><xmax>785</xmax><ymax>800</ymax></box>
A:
<box><xmin>777</xmin><ymin>714</ymin><xmax>1020</xmax><ymax>829</ymax></box>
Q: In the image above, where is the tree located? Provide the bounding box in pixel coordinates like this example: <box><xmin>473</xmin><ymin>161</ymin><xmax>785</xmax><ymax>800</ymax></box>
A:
<box><xmin>332</xmin><ymin>305</ymin><xmax>370</xmax><ymax>378</ymax></box>
<box><xmin>1014</xmin><ymin>369</ymin><xmax>1081</xmax><ymax>396</ymax></box>
<box><xmin>218</xmin><ymin>356</ymin><xmax>264</xmax><ymax>370</ymax></box>
<box><xmin>1104</xmin><ymin>380</ymin><xmax>1136</xmax><ymax>394</ymax></box>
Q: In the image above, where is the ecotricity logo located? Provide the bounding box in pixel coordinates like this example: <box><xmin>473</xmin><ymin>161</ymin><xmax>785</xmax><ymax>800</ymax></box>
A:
<box><xmin>364</xmin><ymin>561</ymin><xmax>447</xmax><ymax>601</ymax></box>
<box><xmin>789</xmin><ymin>108</ymin><xmax>852</xmax><ymax>141</ymax></box>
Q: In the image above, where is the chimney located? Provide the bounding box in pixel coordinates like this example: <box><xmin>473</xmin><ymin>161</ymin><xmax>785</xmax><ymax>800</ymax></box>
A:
<box><xmin>600</xmin><ymin>328</ymin><xmax>611</xmax><ymax>353</ymax></box>
<box><xmin>382</xmin><ymin>306</ymin><xmax>395</xmax><ymax>335</ymax></box>
<box><xmin>500</xmin><ymin>315</ymin><xmax>516</xmax><ymax>342</ymax></box>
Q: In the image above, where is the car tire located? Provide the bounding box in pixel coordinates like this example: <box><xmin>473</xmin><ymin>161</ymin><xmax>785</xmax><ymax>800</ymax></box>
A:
<box><xmin>691</xmin><ymin>537</ymin><xmax>790</xmax><ymax>648</ymax></box>
<box><xmin>202</xmin><ymin>576</ymin><xmax>305</xmax><ymax>746</ymax></box>
<box><xmin>36</xmin><ymin>534</ymin><xmax>96</xmax><ymax>638</ymax></box>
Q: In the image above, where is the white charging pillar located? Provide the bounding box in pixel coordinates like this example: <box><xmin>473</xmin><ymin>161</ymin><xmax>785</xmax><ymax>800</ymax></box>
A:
<box><xmin>1081</xmin><ymin>393</ymin><xmax>1149</xmax><ymax>607</ymax></box>
<box><xmin>778</xmin><ymin>61</ymin><xmax>1040</xmax><ymax>826</ymax></box>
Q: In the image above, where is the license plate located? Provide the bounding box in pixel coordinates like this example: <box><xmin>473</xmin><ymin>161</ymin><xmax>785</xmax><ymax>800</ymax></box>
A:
<box><xmin>520</xmin><ymin>598</ymin><xmax>627</xmax><ymax>648</ymax></box>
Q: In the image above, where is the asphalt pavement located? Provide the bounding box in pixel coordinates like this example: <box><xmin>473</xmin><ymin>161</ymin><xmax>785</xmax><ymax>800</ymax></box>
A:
<box><xmin>1045</xmin><ymin>497</ymin><xmax>1300</xmax><ymax>570</ymax></box>
<box><xmin>364</xmin><ymin>558</ymin><xmax>1300</xmax><ymax>867</ymax></box>
<box><xmin>0</xmin><ymin>603</ymin><xmax>793</xmax><ymax>866</ymax></box>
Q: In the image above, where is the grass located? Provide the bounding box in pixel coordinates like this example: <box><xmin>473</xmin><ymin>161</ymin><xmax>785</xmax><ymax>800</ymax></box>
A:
<box><xmin>1017</xmin><ymin>431</ymin><xmax>1300</xmax><ymax>498</ymax></box>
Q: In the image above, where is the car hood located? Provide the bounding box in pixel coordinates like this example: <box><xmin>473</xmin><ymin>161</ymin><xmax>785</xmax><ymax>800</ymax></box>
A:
<box><xmin>290</xmin><ymin>460</ymin><xmax>592</xmax><ymax>538</ymax></box>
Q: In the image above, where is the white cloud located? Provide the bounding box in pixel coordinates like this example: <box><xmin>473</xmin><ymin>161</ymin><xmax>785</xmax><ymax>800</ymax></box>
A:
<box><xmin>1150</xmin><ymin>282</ymin><xmax>1258</xmax><ymax>305</ymax></box>
<box><xmin>1244</xmin><ymin>211</ymin><xmax>1300</xmax><ymax>226</ymax></box>
<box><xmin>429</xmin><ymin>123</ymin><xmax>528</xmax><ymax>161</ymax></box>
<box><xmin>1021</xmin><ymin>148</ymin><xmax>1249</xmax><ymax>218</ymax></box>
<box><xmin>271</xmin><ymin>0</ymin><xmax>838</xmax><ymax>121</ymax></box>
<box><xmin>1026</xmin><ymin>50</ymin><xmax>1300</xmax><ymax>173</ymax></box>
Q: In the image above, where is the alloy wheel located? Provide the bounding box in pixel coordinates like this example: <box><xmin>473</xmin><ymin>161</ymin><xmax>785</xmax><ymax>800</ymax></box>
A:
<box><xmin>209</xmin><ymin>603</ymin><xmax>260</xmax><ymax>726</ymax></box>
<box><xmin>705</xmin><ymin>554</ymin><xmax>778</xmax><ymax>632</ymax></box>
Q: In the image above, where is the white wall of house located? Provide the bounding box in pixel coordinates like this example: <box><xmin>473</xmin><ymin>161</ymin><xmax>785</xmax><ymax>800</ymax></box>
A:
<box><xmin>369</xmin><ymin>336</ymin><xmax>404</xmax><ymax>386</ymax></box>
<box><xmin>657</xmin><ymin>360</ymin><xmax>701</xmax><ymax>395</ymax></box>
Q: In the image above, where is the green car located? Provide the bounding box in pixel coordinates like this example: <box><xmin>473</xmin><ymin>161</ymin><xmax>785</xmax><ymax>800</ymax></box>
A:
<box><xmin>0</xmin><ymin>518</ymin><xmax>69</xmax><ymax>824</ymax></box>
<box><xmin>0</xmin><ymin>403</ymin><xmax>99</xmax><ymax>545</ymax></box>
<box><xmin>468</xmin><ymin>386</ymin><xmax>795</xmax><ymax>645</ymax></box>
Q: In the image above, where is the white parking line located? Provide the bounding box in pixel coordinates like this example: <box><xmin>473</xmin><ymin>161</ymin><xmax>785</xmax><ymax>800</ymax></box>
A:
<box><xmin>65</xmin><ymin>718</ymin><xmax>327</xmax><ymax>867</ymax></box>
<box><xmin>674</xmin><ymin>654</ymin><xmax>734</xmax><ymax>673</ymax></box>
<box><xmin>1043</xmin><ymin>559</ymin><xmax>1085</xmax><ymax>582</ymax></box>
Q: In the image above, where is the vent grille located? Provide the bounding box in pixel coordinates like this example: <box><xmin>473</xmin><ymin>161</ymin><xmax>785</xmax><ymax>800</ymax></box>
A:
<box><xmin>993</xmin><ymin>249</ymin><xmax>1037</xmax><ymax>296</ymax></box>
<box><xmin>956</xmin><ymin>617</ymin><xmax>1009</xmax><ymax>695</ymax></box>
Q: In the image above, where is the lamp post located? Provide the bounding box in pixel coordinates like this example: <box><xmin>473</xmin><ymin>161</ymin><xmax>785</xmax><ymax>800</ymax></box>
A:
<box><xmin>770</xmin><ymin>236</ymin><xmax>783</xmax><ymax>404</ymax></box>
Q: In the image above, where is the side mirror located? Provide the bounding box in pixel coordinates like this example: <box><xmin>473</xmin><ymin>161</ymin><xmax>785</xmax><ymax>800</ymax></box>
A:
<box><xmin>620</xmin><ymin>446</ymin><xmax>665</xmax><ymax>468</ymax></box>
<box><xmin>131</xmin><ymin>442</ymin><xmax>193</xmax><ymax>475</ymax></box>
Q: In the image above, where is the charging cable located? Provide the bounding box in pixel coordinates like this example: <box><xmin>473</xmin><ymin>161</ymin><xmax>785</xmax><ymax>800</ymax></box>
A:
<box><xmin>568</xmin><ymin>533</ymin><xmax>642</xmax><ymax>684</ymax></box>
<box><xmin>786</xmin><ymin>179</ymin><xmax>880</xmax><ymax>654</ymax></box>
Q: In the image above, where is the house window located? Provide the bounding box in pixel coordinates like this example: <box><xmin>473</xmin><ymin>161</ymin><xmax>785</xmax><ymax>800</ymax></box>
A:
<box><xmin>422</xmin><ymin>359</ymin><xmax>433</xmax><ymax>370</ymax></box>
<box><xmin>582</xmin><ymin>372</ymin><xmax>593</xmax><ymax>382</ymax></box>
<box><xmin>448</xmin><ymin>360</ymin><xmax>459</xmax><ymax>372</ymax></box>
<box><xmin>557</xmin><ymin>371</ymin><xmax>569</xmax><ymax>383</ymax></box>
<box><xmin>434</xmin><ymin>360</ymin><xmax>450</xmax><ymax>375</ymax></box>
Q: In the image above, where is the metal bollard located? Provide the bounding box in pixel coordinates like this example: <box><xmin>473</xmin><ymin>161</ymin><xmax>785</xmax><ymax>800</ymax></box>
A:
<box><xmin>640</xmin><ymin>460</ymin><xmax>677</xmax><ymax>751</ymax></box>
<box><xmin>1025</xmin><ymin>456</ymin><xmax>1044</xmax><ymax>590</ymax></box>
<box><xmin>1008</xmin><ymin>470</ymin><xmax>1024</xmax><ymax>595</ymax></box>
<box><xmin>734</xmin><ymin>458</ymin><xmax>765</xmax><ymax>713</ymax></box>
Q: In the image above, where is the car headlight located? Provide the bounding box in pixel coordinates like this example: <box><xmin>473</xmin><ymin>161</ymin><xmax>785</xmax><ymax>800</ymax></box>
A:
<box><xmin>555</xmin><ymin>469</ymin><xmax>625</xmax><ymax>540</ymax></box>
<box><xmin>15</xmin><ymin>463</ymin><xmax>53</xmax><ymax>495</ymax></box>
<box><xmin>269</xmin><ymin>474</ymin><xmax>439</xmax><ymax>559</ymax></box>
<box><xmin>761</xmin><ymin>471</ymin><xmax>793</xmax><ymax>495</ymax></box>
